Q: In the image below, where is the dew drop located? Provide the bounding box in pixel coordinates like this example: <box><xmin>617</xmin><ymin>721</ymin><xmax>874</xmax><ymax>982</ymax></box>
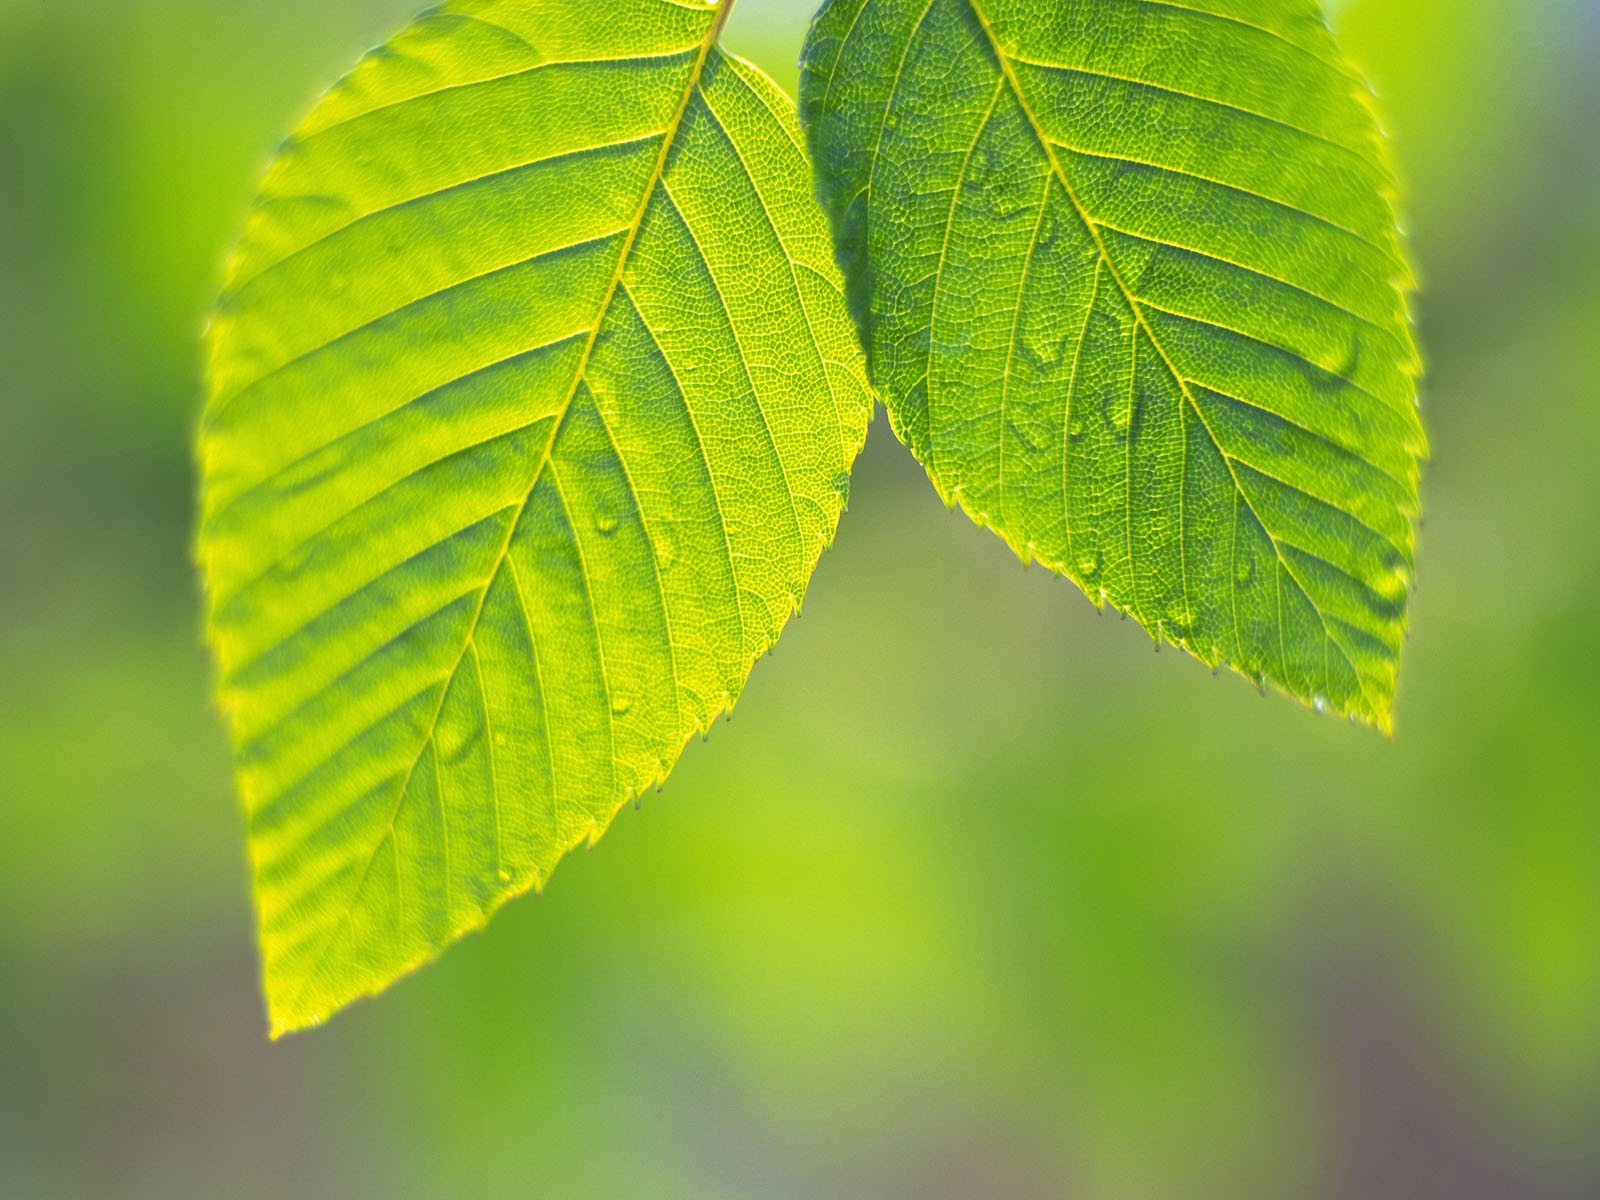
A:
<box><xmin>1313</xmin><ymin>695</ymin><xmax>1329</xmax><ymax>715</ymax></box>
<box><xmin>1036</xmin><ymin>211</ymin><xmax>1059</xmax><ymax>247</ymax></box>
<box><xmin>611</xmin><ymin>695</ymin><xmax>632</xmax><ymax>716</ymax></box>
<box><xmin>595</xmin><ymin>509</ymin><xmax>620</xmax><ymax>536</ymax></box>
<box><xmin>1076</xmin><ymin>550</ymin><xmax>1102</xmax><ymax>579</ymax></box>
<box><xmin>1102</xmin><ymin>387</ymin><xmax>1133</xmax><ymax>434</ymax></box>
<box><xmin>498</xmin><ymin>867</ymin><xmax>512</xmax><ymax>883</ymax></box>
<box><xmin>1235</xmin><ymin>556</ymin><xmax>1256</xmax><ymax>585</ymax></box>
<box><xmin>654</xmin><ymin>526</ymin><xmax>676</xmax><ymax>568</ymax></box>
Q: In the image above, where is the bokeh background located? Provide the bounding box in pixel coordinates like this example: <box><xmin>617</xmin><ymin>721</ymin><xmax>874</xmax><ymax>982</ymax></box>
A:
<box><xmin>2</xmin><ymin>0</ymin><xmax>1597</xmax><ymax>1195</ymax></box>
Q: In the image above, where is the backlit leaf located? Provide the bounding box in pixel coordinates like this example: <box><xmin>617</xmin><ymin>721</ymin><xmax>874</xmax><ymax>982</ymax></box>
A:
<box><xmin>198</xmin><ymin>0</ymin><xmax>871</xmax><ymax>1035</ymax></box>
<box><xmin>801</xmin><ymin>0</ymin><xmax>1424</xmax><ymax>729</ymax></box>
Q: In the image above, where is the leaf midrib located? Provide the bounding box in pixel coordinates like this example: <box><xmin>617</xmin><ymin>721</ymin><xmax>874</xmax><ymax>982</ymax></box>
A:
<box><xmin>281</xmin><ymin>0</ymin><xmax>738</xmax><ymax>1024</ymax></box>
<box><xmin>961</xmin><ymin>0</ymin><xmax>1381</xmax><ymax>724</ymax></box>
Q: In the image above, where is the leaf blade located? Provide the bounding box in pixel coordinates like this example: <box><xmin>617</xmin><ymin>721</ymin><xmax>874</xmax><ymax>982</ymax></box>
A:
<box><xmin>200</xmin><ymin>0</ymin><xmax>872</xmax><ymax>1034</ymax></box>
<box><xmin>801</xmin><ymin>0</ymin><xmax>1423</xmax><ymax>729</ymax></box>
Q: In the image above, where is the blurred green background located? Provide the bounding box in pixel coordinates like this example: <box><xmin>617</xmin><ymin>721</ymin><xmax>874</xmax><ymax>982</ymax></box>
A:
<box><xmin>2</xmin><ymin>0</ymin><xmax>1597</xmax><ymax>1195</ymax></box>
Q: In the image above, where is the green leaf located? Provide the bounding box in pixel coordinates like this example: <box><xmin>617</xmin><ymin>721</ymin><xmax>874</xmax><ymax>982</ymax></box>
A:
<box><xmin>198</xmin><ymin>0</ymin><xmax>871</xmax><ymax>1035</ymax></box>
<box><xmin>800</xmin><ymin>0</ymin><xmax>1424</xmax><ymax>729</ymax></box>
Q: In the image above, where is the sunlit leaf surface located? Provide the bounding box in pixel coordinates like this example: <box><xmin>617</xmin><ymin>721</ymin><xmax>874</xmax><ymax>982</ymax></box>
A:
<box><xmin>198</xmin><ymin>0</ymin><xmax>871</xmax><ymax>1035</ymax></box>
<box><xmin>801</xmin><ymin>0</ymin><xmax>1424</xmax><ymax>728</ymax></box>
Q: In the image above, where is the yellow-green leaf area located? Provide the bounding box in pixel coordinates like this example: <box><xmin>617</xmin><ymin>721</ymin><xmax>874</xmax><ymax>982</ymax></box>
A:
<box><xmin>801</xmin><ymin>0</ymin><xmax>1424</xmax><ymax>729</ymax></box>
<box><xmin>198</xmin><ymin>0</ymin><xmax>872</xmax><ymax>1035</ymax></box>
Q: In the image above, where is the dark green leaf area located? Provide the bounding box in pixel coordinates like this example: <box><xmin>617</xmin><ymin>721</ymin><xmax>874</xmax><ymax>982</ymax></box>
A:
<box><xmin>802</xmin><ymin>0</ymin><xmax>1425</xmax><ymax>729</ymax></box>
